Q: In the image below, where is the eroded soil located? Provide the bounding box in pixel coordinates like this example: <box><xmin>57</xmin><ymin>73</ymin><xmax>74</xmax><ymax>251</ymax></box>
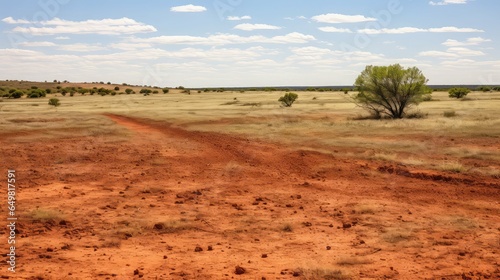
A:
<box><xmin>0</xmin><ymin>114</ymin><xmax>498</xmax><ymax>279</ymax></box>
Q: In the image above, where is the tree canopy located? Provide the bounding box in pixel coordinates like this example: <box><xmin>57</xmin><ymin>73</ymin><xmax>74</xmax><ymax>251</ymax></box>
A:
<box><xmin>354</xmin><ymin>64</ymin><xmax>429</xmax><ymax>119</ymax></box>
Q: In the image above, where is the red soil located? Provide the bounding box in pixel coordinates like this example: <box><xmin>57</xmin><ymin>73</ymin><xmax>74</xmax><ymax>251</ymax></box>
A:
<box><xmin>0</xmin><ymin>114</ymin><xmax>498</xmax><ymax>279</ymax></box>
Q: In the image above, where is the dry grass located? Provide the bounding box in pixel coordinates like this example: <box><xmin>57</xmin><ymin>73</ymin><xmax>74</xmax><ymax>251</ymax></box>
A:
<box><xmin>27</xmin><ymin>208</ymin><xmax>65</xmax><ymax>223</ymax></box>
<box><xmin>299</xmin><ymin>267</ymin><xmax>351</xmax><ymax>280</ymax></box>
<box><xmin>336</xmin><ymin>257</ymin><xmax>373</xmax><ymax>266</ymax></box>
<box><xmin>437</xmin><ymin>161</ymin><xmax>466</xmax><ymax>173</ymax></box>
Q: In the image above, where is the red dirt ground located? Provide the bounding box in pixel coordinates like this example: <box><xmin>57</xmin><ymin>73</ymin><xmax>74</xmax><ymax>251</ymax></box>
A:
<box><xmin>1</xmin><ymin>114</ymin><xmax>499</xmax><ymax>279</ymax></box>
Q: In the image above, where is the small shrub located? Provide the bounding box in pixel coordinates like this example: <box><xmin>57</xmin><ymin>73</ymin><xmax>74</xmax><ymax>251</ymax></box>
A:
<box><xmin>125</xmin><ymin>88</ymin><xmax>133</xmax><ymax>94</ymax></box>
<box><xmin>114</xmin><ymin>86</ymin><xmax>120</xmax><ymax>91</ymax></box>
<box><xmin>10</xmin><ymin>90</ymin><xmax>24</xmax><ymax>99</ymax></box>
<box><xmin>443</xmin><ymin>110</ymin><xmax>456</xmax><ymax>118</ymax></box>
<box><xmin>48</xmin><ymin>98</ymin><xmax>60</xmax><ymax>107</ymax></box>
<box><xmin>449</xmin><ymin>87</ymin><xmax>470</xmax><ymax>99</ymax></box>
<box><xmin>282</xmin><ymin>224</ymin><xmax>293</xmax><ymax>232</ymax></box>
<box><xmin>162</xmin><ymin>88</ymin><xmax>169</xmax><ymax>94</ymax></box>
<box><xmin>279</xmin><ymin>92</ymin><xmax>298</xmax><ymax>107</ymax></box>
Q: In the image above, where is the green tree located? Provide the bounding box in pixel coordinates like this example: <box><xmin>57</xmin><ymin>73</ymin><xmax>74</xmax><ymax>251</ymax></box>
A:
<box><xmin>162</xmin><ymin>88</ymin><xmax>169</xmax><ymax>94</ymax></box>
<box><xmin>48</xmin><ymin>98</ymin><xmax>60</xmax><ymax>107</ymax></box>
<box><xmin>353</xmin><ymin>64</ymin><xmax>429</xmax><ymax>119</ymax></box>
<box><xmin>448</xmin><ymin>87</ymin><xmax>470</xmax><ymax>99</ymax></box>
<box><xmin>279</xmin><ymin>92</ymin><xmax>299</xmax><ymax>107</ymax></box>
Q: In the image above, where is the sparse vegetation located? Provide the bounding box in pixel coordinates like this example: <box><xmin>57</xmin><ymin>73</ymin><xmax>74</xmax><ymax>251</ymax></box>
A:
<box><xmin>48</xmin><ymin>98</ymin><xmax>61</xmax><ymax>107</ymax></box>
<box><xmin>448</xmin><ymin>87</ymin><xmax>470</xmax><ymax>99</ymax></box>
<box><xmin>279</xmin><ymin>92</ymin><xmax>298</xmax><ymax>107</ymax></box>
<box><xmin>354</xmin><ymin>64</ymin><xmax>429</xmax><ymax>119</ymax></box>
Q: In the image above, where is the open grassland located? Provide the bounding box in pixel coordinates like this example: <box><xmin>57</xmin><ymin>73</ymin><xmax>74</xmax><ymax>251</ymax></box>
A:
<box><xmin>0</xmin><ymin>83</ymin><xmax>499</xmax><ymax>279</ymax></box>
<box><xmin>2</xmin><ymin>88</ymin><xmax>499</xmax><ymax>177</ymax></box>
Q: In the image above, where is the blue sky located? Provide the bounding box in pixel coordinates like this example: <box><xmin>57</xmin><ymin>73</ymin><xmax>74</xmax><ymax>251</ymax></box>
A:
<box><xmin>1</xmin><ymin>0</ymin><xmax>499</xmax><ymax>87</ymax></box>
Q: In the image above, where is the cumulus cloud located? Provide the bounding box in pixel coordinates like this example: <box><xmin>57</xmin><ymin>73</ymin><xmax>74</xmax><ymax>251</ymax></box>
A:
<box><xmin>170</xmin><ymin>4</ymin><xmax>207</xmax><ymax>12</ymax></box>
<box><xmin>429</xmin><ymin>0</ymin><xmax>468</xmax><ymax>6</ymax></box>
<box><xmin>227</xmin><ymin>16</ymin><xmax>251</xmax><ymax>21</ymax></box>
<box><xmin>359</xmin><ymin>26</ymin><xmax>483</xmax><ymax>34</ymax></box>
<box><xmin>18</xmin><ymin>41</ymin><xmax>56</xmax><ymax>47</ymax></box>
<box><xmin>130</xmin><ymin>32</ymin><xmax>315</xmax><ymax>45</ymax></box>
<box><xmin>234</xmin><ymin>23</ymin><xmax>281</xmax><ymax>31</ymax></box>
<box><xmin>312</xmin><ymin>13</ymin><xmax>376</xmax><ymax>24</ymax></box>
<box><xmin>419</xmin><ymin>47</ymin><xmax>485</xmax><ymax>58</ymax></box>
<box><xmin>2</xmin><ymin>17</ymin><xmax>30</xmax><ymax>24</ymax></box>
<box><xmin>6</xmin><ymin>17</ymin><xmax>157</xmax><ymax>35</ymax></box>
<box><xmin>442</xmin><ymin>37</ymin><xmax>491</xmax><ymax>47</ymax></box>
<box><xmin>318</xmin><ymin>27</ymin><xmax>353</xmax><ymax>33</ymax></box>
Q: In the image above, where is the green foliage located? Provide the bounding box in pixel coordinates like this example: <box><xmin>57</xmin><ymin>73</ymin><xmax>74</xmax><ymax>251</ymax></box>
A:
<box><xmin>448</xmin><ymin>87</ymin><xmax>470</xmax><ymax>99</ymax></box>
<box><xmin>140</xmin><ymin>88</ymin><xmax>152</xmax><ymax>94</ymax></box>
<box><xmin>10</xmin><ymin>90</ymin><xmax>24</xmax><ymax>99</ymax></box>
<box><xmin>114</xmin><ymin>86</ymin><xmax>120</xmax><ymax>91</ymax></box>
<box><xmin>162</xmin><ymin>88</ymin><xmax>169</xmax><ymax>94</ymax></box>
<box><xmin>48</xmin><ymin>98</ymin><xmax>60</xmax><ymax>107</ymax></box>
<box><xmin>279</xmin><ymin>92</ymin><xmax>299</xmax><ymax>107</ymax></box>
<box><xmin>354</xmin><ymin>64</ymin><xmax>428</xmax><ymax>119</ymax></box>
<box><xmin>125</xmin><ymin>88</ymin><xmax>134</xmax><ymax>94</ymax></box>
<box><xmin>477</xmin><ymin>86</ymin><xmax>491</xmax><ymax>92</ymax></box>
<box><xmin>45</xmin><ymin>88</ymin><xmax>51</xmax><ymax>94</ymax></box>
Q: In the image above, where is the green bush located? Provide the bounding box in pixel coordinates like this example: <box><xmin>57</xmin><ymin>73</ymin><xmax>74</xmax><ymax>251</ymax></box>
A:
<box><xmin>48</xmin><ymin>98</ymin><xmax>60</xmax><ymax>107</ymax></box>
<box><xmin>114</xmin><ymin>86</ymin><xmax>120</xmax><ymax>91</ymax></box>
<box><xmin>449</xmin><ymin>87</ymin><xmax>470</xmax><ymax>99</ymax></box>
<box><xmin>279</xmin><ymin>92</ymin><xmax>298</xmax><ymax>107</ymax></box>
<box><xmin>125</xmin><ymin>88</ymin><xmax>133</xmax><ymax>94</ymax></box>
<box><xmin>162</xmin><ymin>88</ymin><xmax>169</xmax><ymax>94</ymax></box>
<box><xmin>10</xmin><ymin>90</ymin><xmax>24</xmax><ymax>99</ymax></box>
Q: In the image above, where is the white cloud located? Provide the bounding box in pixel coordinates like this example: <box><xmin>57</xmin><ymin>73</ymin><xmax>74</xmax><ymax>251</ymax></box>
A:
<box><xmin>58</xmin><ymin>43</ymin><xmax>106</xmax><ymax>52</ymax></box>
<box><xmin>110</xmin><ymin>42</ymin><xmax>152</xmax><ymax>51</ymax></box>
<box><xmin>359</xmin><ymin>26</ymin><xmax>483</xmax><ymax>34</ymax></box>
<box><xmin>312</xmin><ymin>13</ymin><xmax>376</xmax><ymax>24</ymax></box>
<box><xmin>318</xmin><ymin>27</ymin><xmax>353</xmax><ymax>33</ymax></box>
<box><xmin>170</xmin><ymin>4</ymin><xmax>207</xmax><ymax>12</ymax></box>
<box><xmin>227</xmin><ymin>16</ymin><xmax>251</xmax><ymax>21</ymax></box>
<box><xmin>443</xmin><ymin>37</ymin><xmax>491</xmax><ymax>47</ymax></box>
<box><xmin>8</xmin><ymin>17</ymin><xmax>157</xmax><ymax>35</ymax></box>
<box><xmin>131</xmin><ymin>32</ymin><xmax>315</xmax><ymax>45</ymax></box>
<box><xmin>429</xmin><ymin>0</ymin><xmax>468</xmax><ymax>6</ymax></box>
<box><xmin>55</xmin><ymin>36</ymin><xmax>70</xmax><ymax>40</ymax></box>
<box><xmin>419</xmin><ymin>47</ymin><xmax>484</xmax><ymax>58</ymax></box>
<box><xmin>284</xmin><ymin>16</ymin><xmax>307</xmax><ymax>21</ymax></box>
<box><xmin>2</xmin><ymin>17</ymin><xmax>30</xmax><ymax>24</ymax></box>
<box><xmin>429</xmin><ymin>27</ymin><xmax>483</xmax><ymax>33</ymax></box>
<box><xmin>18</xmin><ymin>41</ymin><xmax>56</xmax><ymax>47</ymax></box>
<box><xmin>234</xmin><ymin>23</ymin><xmax>281</xmax><ymax>31</ymax></box>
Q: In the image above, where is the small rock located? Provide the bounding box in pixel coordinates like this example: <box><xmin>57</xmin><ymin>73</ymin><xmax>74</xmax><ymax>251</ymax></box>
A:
<box><xmin>47</xmin><ymin>248</ymin><xmax>54</xmax><ymax>252</ymax></box>
<box><xmin>326</xmin><ymin>246</ymin><xmax>331</xmax><ymax>250</ymax></box>
<box><xmin>163</xmin><ymin>255</ymin><xmax>168</xmax><ymax>259</ymax></box>
<box><xmin>234</xmin><ymin>266</ymin><xmax>246</xmax><ymax>275</ymax></box>
<box><xmin>153</xmin><ymin>223</ymin><xmax>164</xmax><ymax>230</ymax></box>
<box><xmin>194</xmin><ymin>246</ymin><xmax>203</xmax><ymax>252</ymax></box>
<box><xmin>261</xmin><ymin>254</ymin><xmax>268</xmax><ymax>258</ymax></box>
<box><xmin>293</xmin><ymin>271</ymin><xmax>301</xmax><ymax>277</ymax></box>
<box><xmin>133</xmin><ymin>269</ymin><xmax>139</xmax><ymax>275</ymax></box>
<box><xmin>342</xmin><ymin>223</ymin><xmax>352</xmax><ymax>229</ymax></box>
<box><xmin>207</xmin><ymin>246</ymin><xmax>213</xmax><ymax>251</ymax></box>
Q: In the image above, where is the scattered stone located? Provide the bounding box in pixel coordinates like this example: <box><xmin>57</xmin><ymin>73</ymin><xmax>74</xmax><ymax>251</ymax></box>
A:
<box><xmin>286</xmin><ymin>204</ymin><xmax>293</xmax><ymax>208</ymax></box>
<box><xmin>326</xmin><ymin>246</ymin><xmax>331</xmax><ymax>250</ymax></box>
<box><xmin>303</xmin><ymin>222</ymin><xmax>312</xmax><ymax>227</ymax></box>
<box><xmin>296</xmin><ymin>195</ymin><xmax>302</xmax><ymax>199</ymax></box>
<box><xmin>293</xmin><ymin>271</ymin><xmax>301</xmax><ymax>277</ymax></box>
<box><xmin>153</xmin><ymin>223</ymin><xmax>164</xmax><ymax>230</ymax></box>
<box><xmin>234</xmin><ymin>266</ymin><xmax>246</xmax><ymax>275</ymax></box>
<box><xmin>194</xmin><ymin>246</ymin><xmax>203</xmax><ymax>252</ymax></box>
<box><xmin>207</xmin><ymin>246</ymin><xmax>213</xmax><ymax>251</ymax></box>
<box><xmin>261</xmin><ymin>254</ymin><xmax>268</xmax><ymax>258</ymax></box>
<box><xmin>342</xmin><ymin>223</ymin><xmax>352</xmax><ymax>229</ymax></box>
<box><xmin>459</xmin><ymin>252</ymin><xmax>466</xmax><ymax>256</ymax></box>
<box><xmin>59</xmin><ymin>220</ymin><xmax>67</xmax><ymax>226</ymax></box>
<box><xmin>163</xmin><ymin>255</ymin><xmax>168</xmax><ymax>259</ymax></box>
<box><xmin>133</xmin><ymin>269</ymin><xmax>139</xmax><ymax>275</ymax></box>
<box><xmin>46</xmin><ymin>248</ymin><xmax>53</xmax><ymax>252</ymax></box>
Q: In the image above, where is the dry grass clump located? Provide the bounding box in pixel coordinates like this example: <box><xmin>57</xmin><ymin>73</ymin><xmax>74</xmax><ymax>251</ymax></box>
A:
<box><xmin>336</xmin><ymin>257</ymin><xmax>373</xmax><ymax>266</ymax></box>
<box><xmin>27</xmin><ymin>208</ymin><xmax>65</xmax><ymax>223</ymax></box>
<box><xmin>299</xmin><ymin>268</ymin><xmax>351</xmax><ymax>280</ymax></box>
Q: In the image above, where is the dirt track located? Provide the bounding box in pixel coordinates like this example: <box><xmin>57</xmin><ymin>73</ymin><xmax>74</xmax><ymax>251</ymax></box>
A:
<box><xmin>1</xmin><ymin>114</ymin><xmax>499</xmax><ymax>279</ymax></box>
